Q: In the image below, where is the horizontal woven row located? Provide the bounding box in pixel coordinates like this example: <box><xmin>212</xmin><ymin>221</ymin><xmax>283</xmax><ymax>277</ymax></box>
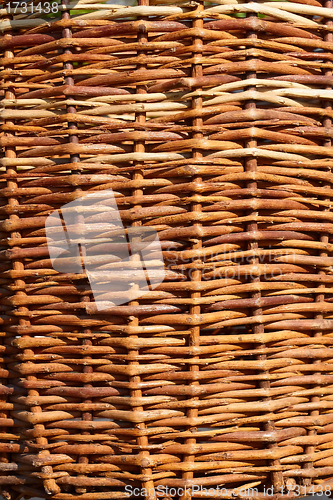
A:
<box><xmin>2</xmin><ymin>0</ymin><xmax>333</xmax><ymax>498</ymax></box>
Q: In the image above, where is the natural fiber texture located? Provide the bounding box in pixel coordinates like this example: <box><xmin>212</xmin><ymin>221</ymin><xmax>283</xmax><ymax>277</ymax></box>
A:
<box><xmin>2</xmin><ymin>0</ymin><xmax>333</xmax><ymax>498</ymax></box>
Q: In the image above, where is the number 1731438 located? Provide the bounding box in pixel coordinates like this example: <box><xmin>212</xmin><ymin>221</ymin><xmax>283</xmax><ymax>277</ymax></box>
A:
<box><xmin>6</xmin><ymin>2</ymin><xmax>59</xmax><ymax>14</ymax></box>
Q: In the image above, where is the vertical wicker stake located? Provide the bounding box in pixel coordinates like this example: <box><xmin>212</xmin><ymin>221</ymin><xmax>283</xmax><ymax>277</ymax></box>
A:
<box><xmin>4</xmin><ymin>0</ymin><xmax>333</xmax><ymax>499</ymax></box>
<box><xmin>60</xmin><ymin>0</ymin><xmax>88</xmax><ymax>496</ymax></box>
<box><xmin>244</xmin><ymin>13</ymin><xmax>285</xmax><ymax>494</ymax></box>
<box><xmin>179</xmin><ymin>4</ymin><xmax>204</xmax><ymax>500</ymax></box>
<box><xmin>129</xmin><ymin>1</ymin><xmax>156</xmax><ymax>499</ymax></box>
<box><xmin>2</xmin><ymin>26</ymin><xmax>17</xmax><ymax>500</ymax></box>
<box><xmin>301</xmin><ymin>0</ymin><xmax>333</xmax><ymax>490</ymax></box>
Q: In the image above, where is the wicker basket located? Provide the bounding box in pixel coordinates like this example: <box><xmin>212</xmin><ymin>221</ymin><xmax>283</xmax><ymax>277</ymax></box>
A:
<box><xmin>2</xmin><ymin>0</ymin><xmax>333</xmax><ymax>498</ymax></box>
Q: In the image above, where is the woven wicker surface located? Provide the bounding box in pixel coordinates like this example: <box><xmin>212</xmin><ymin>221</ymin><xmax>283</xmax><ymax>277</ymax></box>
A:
<box><xmin>2</xmin><ymin>0</ymin><xmax>333</xmax><ymax>498</ymax></box>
